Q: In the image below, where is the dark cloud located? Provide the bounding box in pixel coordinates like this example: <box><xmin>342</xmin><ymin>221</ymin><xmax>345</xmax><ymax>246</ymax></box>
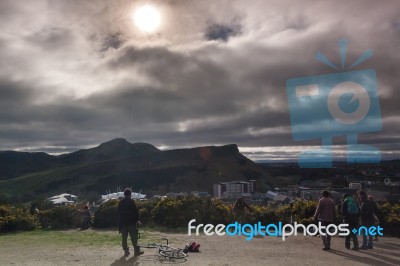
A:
<box><xmin>101</xmin><ymin>33</ymin><xmax>125</xmax><ymax>52</ymax></box>
<box><xmin>205</xmin><ymin>24</ymin><xmax>240</xmax><ymax>41</ymax></box>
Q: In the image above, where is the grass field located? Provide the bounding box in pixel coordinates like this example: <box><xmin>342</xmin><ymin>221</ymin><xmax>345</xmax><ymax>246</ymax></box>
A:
<box><xmin>0</xmin><ymin>227</ymin><xmax>184</xmax><ymax>247</ymax></box>
<box><xmin>0</xmin><ymin>229</ymin><xmax>119</xmax><ymax>247</ymax></box>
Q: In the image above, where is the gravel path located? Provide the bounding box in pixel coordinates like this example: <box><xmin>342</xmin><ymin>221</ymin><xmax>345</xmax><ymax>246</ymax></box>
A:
<box><xmin>0</xmin><ymin>230</ymin><xmax>399</xmax><ymax>266</ymax></box>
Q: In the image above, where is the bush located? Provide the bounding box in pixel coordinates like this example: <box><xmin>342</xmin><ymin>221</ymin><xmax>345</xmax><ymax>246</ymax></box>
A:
<box><xmin>379</xmin><ymin>203</ymin><xmax>400</xmax><ymax>237</ymax></box>
<box><xmin>5</xmin><ymin>197</ymin><xmax>399</xmax><ymax>237</ymax></box>
<box><xmin>151</xmin><ymin>196</ymin><xmax>233</xmax><ymax>227</ymax></box>
<box><xmin>0</xmin><ymin>204</ymin><xmax>38</xmax><ymax>232</ymax></box>
<box><xmin>93</xmin><ymin>200</ymin><xmax>119</xmax><ymax>228</ymax></box>
<box><xmin>37</xmin><ymin>206</ymin><xmax>80</xmax><ymax>229</ymax></box>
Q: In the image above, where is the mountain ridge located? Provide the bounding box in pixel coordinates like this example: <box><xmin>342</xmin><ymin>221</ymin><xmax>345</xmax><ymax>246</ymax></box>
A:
<box><xmin>0</xmin><ymin>139</ymin><xmax>273</xmax><ymax>201</ymax></box>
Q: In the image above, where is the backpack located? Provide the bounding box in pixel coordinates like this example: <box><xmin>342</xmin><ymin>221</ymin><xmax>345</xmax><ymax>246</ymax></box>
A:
<box><xmin>184</xmin><ymin>242</ymin><xmax>201</xmax><ymax>253</ymax></box>
<box><xmin>346</xmin><ymin>200</ymin><xmax>358</xmax><ymax>215</ymax></box>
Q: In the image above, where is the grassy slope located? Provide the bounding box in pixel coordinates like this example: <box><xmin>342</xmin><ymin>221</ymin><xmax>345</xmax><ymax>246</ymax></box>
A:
<box><xmin>0</xmin><ymin>146</ymin><xmax>276</xmax><ymax>200</ymax></box>
<box><xmin>0</xmin><ymin>228</ymin><xmax>163</xmax><ymax>247</ymax></box>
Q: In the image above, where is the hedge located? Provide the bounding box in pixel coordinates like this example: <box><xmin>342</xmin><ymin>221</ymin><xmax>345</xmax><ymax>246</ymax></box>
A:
<box><xmin>0</xmin><ymin>204</ymin><xmax>38</xmax><ymax>232</ymax></box>
<box><xmin>1</xmin><ymin>197</ymin><xmax>399</xmax><ymax>237</ymax></box>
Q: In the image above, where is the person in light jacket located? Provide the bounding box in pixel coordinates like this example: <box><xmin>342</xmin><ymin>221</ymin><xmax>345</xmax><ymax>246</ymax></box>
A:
<box><xmin>313</xmin><ymin>190</ymin><xmax>336</xmax><ymax>250</ymax></box>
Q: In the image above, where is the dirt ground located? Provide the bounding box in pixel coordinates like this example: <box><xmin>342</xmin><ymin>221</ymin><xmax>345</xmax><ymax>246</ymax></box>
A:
<box><xmin>0</xmin><ymin>230</ymin><xmax>399</xmax><ymax>266</ymax></box>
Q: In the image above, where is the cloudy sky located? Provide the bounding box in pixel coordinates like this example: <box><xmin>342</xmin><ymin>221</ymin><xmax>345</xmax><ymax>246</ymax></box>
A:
<box><xmin>0</xmin><ymin>0</ymin><xmax>399</xmax><ymax>161</ymax></box>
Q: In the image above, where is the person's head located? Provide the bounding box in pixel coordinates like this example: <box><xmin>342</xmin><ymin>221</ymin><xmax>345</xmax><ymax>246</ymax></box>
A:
<box><xmin>358</xmin><ymin>190</ymin><xmax>367</xmax><ymax>201</ymax></box>
<box><xmin>368</xmin><ymin>195</ymin><xmax>374</xmax><ymax>201</ymax></box>
<box><xmin>321</xmin><ymin>190</ymin><xmax>330</xmax><ymax>198</ymax></box>
<box><xmin>124</xmin><ymin>188</ymin><xmax>132</xmax><ymax>197</ymax></box>
<box><xmin>84</xmin><ymin>205</ymin><xmax>88</xmax><ymax>209</ymax></box>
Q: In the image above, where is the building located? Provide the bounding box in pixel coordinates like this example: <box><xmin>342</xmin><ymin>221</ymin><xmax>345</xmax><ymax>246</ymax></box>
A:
<box><xmin>213</xmin><ymin>180</ymin><xmax>256</xmax><ymax>198</ymax></box>
<box><xmin>349</xmin><ymin>182</ymin><xmax>362</xmax><ymax>190</ymax></box>
<box><xmin>349</xmin><ymin>181</ymin><xmax>370</xmax><ymax>190</ymax></box>
<box><xmin>266</xmin><ymin>191</ymin><xmax>278</xmax><ymax>200</ymax></box>
<box><xmin>48</xmin><ymin>193</ymin><xmax>77</xmax><ymax>206</ymax></box>
<box><xmin>273</xmin><ymin>194</ymin><xmax>291</xmax><ymax>204</ymax></box>
<box><xmin>101</xmin><ymin>191</ymin><xmax>146</xmax><ymax>202</ymax></box>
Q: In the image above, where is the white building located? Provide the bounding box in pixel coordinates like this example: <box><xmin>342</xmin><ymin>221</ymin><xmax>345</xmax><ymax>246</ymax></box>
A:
<box><xmin>101</xmin><ymin>191</ymin><xmax>146</xmax><ymax>202</ymax></box>
<box><xmin>48</xmin><ymin>193</ymin><xmax>77</xmax><ymax>206</ymax></box>
<box><xmin>213</xmin><ymin>180</ymin><xmax>256</xmax><ymax>198</ymax></box>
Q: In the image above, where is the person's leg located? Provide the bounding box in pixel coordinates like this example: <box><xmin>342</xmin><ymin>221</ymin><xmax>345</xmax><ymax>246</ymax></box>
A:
<box><xmin>349</xmin><ymin>221</ymin><xmax>359</xmax><ymax>250</ymax></box>
<box><xmin>128</xmin><ymin>225</ymin><xmax>143</xmax><ymax>255</ymax></box>
<box><xmin>367</xmin><ymin>234</ymin><xmax>373</xmax><ymax>249</ymax></box>
<box><xmin>235</xmin><ymin>210</ymin><xmax>244</xmax><ymax>224</ymax></box>
<box><xmin>345</xmin><ymin>234</ymin><xmax>351</xmax><ymax>249</ymax></box>
<box><xmin>326</xmin><ymin>234</ymin><xmax>331</xmax><ymax>249</ymax></box>
<box><xmin>361</xmin><ymin>230</ymin><xmax>368</xmax><ymax>249</ymax></box>
<box><xmin>320</xmin><ymin>221</ymin><xmax>330</xmax><ymax>250</ymax></box>
<box><xmin>121</xmin><ymin>226</ymin><xmax>129</xmax><ymax>255</ymax></box>
<box><xmin>81</xmin><ymin>217</ymin><xmax>88</xmax><ymax>230</ymax></box>
<box><xmin>352</xmin><ymin>233</ymin><xmax>359</xmax><ymax>250</ymax></box>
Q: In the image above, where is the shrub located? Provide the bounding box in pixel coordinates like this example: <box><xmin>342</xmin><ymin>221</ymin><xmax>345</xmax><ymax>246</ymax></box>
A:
<box><xmin>37</xmin><ymin>206</ymin><xmax>80</xmax><ymax>229</ymax></box>
<box><xmin>93</xmin><ymin>200</ymin><xmax>118</xmax><ymax>228</ymax></box>
<box><xmin>0</xmin><ymin>204</ymin><xmax>38</xmax><ymax>232</ymax></box>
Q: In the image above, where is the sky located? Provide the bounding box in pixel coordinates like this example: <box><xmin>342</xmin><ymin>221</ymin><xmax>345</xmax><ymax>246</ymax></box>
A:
<box><xmin>0</xmin><ymin>0</ymin><xmax>399</xmax><ymax>161</ymax></box>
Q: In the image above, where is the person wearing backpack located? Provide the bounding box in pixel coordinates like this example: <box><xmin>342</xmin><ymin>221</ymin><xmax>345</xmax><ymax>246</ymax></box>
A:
<box><xmin>358</xmin><ymin>190</ymin><xmax>375</xmax><ymax>249</ymax></box>
<box><xmin>341</xmin><ymin>194</ymin><xmax>359</xmax><ymax>250</ymax></box>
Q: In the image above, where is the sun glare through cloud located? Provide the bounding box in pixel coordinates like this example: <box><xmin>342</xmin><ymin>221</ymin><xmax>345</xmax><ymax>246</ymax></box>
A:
<box><xmin>133</xmin><ymin>5</ymin><xmax>161</xmax><ymax>33</ymax></box>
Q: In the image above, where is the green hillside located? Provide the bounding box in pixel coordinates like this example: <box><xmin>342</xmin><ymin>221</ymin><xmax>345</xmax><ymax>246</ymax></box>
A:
<box><xmin>0</xmin><ymin>139</ymin><xmax>274</xmax><ymax>202</ymax></box>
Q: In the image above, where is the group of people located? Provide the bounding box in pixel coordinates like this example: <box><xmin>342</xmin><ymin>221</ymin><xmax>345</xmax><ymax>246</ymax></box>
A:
<box><xmin>116</xmin><ymin>187</ymin><xmax>381</xmax><ymax>257</ymax></box>
<box><xmin>313</xmin><ymin>189</ymin><xmax>379</xmax><ymax>251</ymax></box>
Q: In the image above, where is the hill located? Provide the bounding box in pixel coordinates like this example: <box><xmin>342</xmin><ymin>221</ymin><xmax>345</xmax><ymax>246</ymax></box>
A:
<box><xmin>0</xmin><ymin>139</ymin><xmax>274</xmax><ymax>201</ymax></box>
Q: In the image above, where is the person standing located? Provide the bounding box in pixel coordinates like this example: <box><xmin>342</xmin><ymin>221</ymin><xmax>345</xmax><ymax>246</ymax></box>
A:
<box><xmin>313</xmin><ymin>190</ymin><xmax>336</xmax><ymax>251</ymax></box>
<box><xmin>341</xmin><ymin>194</ymin><xmax>359</xmax><ymax>250</ymax></box>
<box><xmin>117</xmin><ymin>188</ymin><xmax>143</xmax><ymax>256</ymax></box>
<box><xmin>81</xmin><ymin>205</ymin><xmax>92</xmax><ymax>230</ymax></box>
<box><xmin>358</xmin><ymin>190</ymin><xmax>375</xmax><ymax>249</ymax></box>
<box><xmin>368</xmin><ymin>195</ymin><xmax>380</xmax><ymax>241</ymax></box>
<box><xmin>232</xmin><ymin>197</ymin><xmax>252</xmax><ymax>223</ymax></box>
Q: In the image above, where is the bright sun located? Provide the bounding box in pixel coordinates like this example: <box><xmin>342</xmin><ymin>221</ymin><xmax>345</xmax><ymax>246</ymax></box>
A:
<box><xmin>133</xmin><ymin>5</ymin><xmax>161</xmax><ymax>33</ymax></box>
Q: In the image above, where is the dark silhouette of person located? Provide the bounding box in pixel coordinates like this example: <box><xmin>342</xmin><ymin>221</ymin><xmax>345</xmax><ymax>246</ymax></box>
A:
<box><xmin>368</xmin><ymin>194</ymin><xmax>380</xmax><ymax>241</ymax></box>
<box><xmin>358</xmin><ymin>190</ymin><xmax>375</xmax><ymax>249</ymax></box>
<box><xmin>233</xmin><ymin>197</ymin><xmax>252</xmax><ymax>223</ymax></box>
<box><xmin>341</xmin><ymin>194</ymin><xmax>359</xmax><ymax>250</ymax></box>
<box><xmin>117</xmin><ymin>188</ymin><xmax>143</xmax><ymax>256</ymax></box>
<box><xmin>81</xmin><ymin>205</ymin><xmax>92</xmax><ymax>230</ymax></box>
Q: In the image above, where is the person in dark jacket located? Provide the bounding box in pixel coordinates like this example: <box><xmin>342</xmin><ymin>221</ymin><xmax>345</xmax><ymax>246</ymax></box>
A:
<box><xmin>81</xmin><ymin>205</ymin><xmax>92</xmax><ymax>230</ymax></box>
<box><xmin>341</xmin><ymin>194</ymin><xmax>359</xmax><ymax>250</ymax></box>
<box><xmin>118</xmin><ymin>188</ymin><xmax>143</xmax><ymax>256</ymax></box>
<box><xmin>358</xmin><ymin>190</ymin><xmax>375</xmax><ymax>249</ymax></box>
<box><xmin>233</xmin><ymin>197</ymin><xmax>252</xmax><ymax>223</ymax></box>
<box><xmin>368</xmin><ymin>195</ymin><xmax>380</xmax><ymax>241</ymax></box>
